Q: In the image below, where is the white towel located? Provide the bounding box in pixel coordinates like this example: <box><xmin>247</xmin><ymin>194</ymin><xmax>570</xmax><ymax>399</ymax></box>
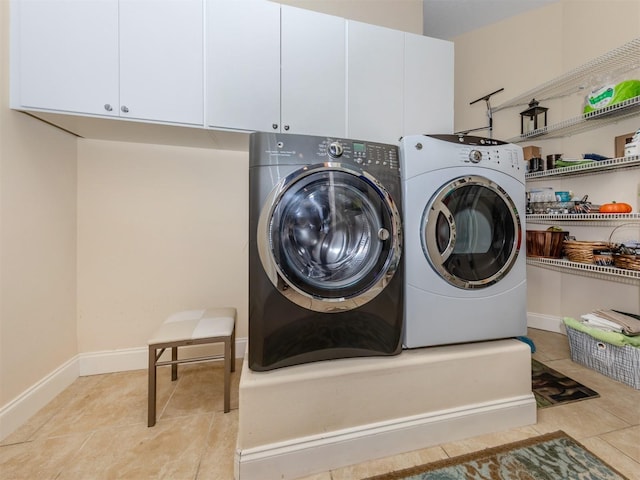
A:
<box><xmin>580</xmin><ymin>314</ymin><xmax>624</xmax><ymax>332</ymax></box>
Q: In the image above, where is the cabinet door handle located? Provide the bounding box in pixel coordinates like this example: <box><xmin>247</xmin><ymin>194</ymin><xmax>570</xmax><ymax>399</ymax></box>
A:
<box><xmin>121</xmin><ymin>106</ymin><xmax>129</xmax><ymax>113</ymax></box>
<box><xmin>272</xmin><ymin>123</ymin><xmax>278</xmax><ymax>130</ymax></box>
<box><xmin>284</xmin><ymin>125</ymin><xmax>290</xmax><ymax>131</ymax></box>
<box><xmin>104</xmin><ymin>104</ymin><xmax>113</xmax><ymax>112</ymax></box>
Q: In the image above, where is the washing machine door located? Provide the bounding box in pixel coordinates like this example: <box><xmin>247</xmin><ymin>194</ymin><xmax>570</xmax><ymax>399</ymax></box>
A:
<box><xmin>422</xmin><ymin>175</ymin><xmax>521</xmax><ymax>289</ymax></box>
<box><xmin>258</xmin><ymin>163</ymin><xmax>402</xmax><ymax>312</ymax></box>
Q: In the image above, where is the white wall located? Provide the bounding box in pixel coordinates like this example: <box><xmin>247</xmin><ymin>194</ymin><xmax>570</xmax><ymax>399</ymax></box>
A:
<box><xmin>1</xmin><ymin>0</ymin><xmax>77</xmax><ymax>413</ymax></box>
<box><xmin>454</xmin><ymin>0</ymin><xmax>640</xmax><ymax>321</ymax></box>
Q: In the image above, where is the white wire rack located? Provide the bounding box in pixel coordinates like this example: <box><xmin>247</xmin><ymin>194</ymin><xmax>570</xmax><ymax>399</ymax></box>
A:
<box><xmin>526</xmin><ymin>155</ymin><xmax>640</xmax><ymax>180</ymax></box>
<box><xmin>493</xmin><ymin>38</ymin><xmax>640</xmax><ymax>112</ymax></box>
<box><xmin>526</xmin><ymin>214</ymin><xmax>640</xmax><ymax>225</ymax></box>
<box><xmin>506</xmin><ymin>96</ymin><xmax>640</xmax><ymax>143</ymax></box>
<box><xmin>526</xmin><ymin>257</ymin><xmax>640</xmax><ymax>283</ymax></box>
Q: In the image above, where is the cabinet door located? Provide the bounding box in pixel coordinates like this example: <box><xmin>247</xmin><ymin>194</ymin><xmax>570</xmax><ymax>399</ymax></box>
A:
<box><xmin>404</xmin><ymin>33</ymin><xmax>454</xmax><ymax>136</ymax></box>
<box><xmin>206</xmin><ymin>0</ymin><xmax>280</xmax><ymax>132</ymax></box>
<box><xmin>281</xmin><ymin>6</ymin><xmax>346</xmax><ymax>138</ymax></box>
<box><xmin>12</xmin><ymin>0</ymin><xmax>119</xmax><ymax>116</ymax></box>
<box><xmin>347</xmin><ymin>21</ymin><xmax>403</xmax><ymax>144</ymax></box>
<box><xmin>119</xmin><ymin>0</ymin><xmax>204</xmax><ymax>125</ymax></box>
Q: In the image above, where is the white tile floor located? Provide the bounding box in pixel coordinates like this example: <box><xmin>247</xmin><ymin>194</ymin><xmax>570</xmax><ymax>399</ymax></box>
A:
<box><xmin>1</xmin><ymin>328</ymin><xmax>639</xmax><ymax>479</ymax></box>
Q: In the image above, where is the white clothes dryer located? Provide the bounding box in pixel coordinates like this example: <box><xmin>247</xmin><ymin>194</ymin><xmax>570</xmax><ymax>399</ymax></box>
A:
<box><xmin>400</xmin><ymin>134</ymin><xmax>527</xmax><ymax>348</ymax></box>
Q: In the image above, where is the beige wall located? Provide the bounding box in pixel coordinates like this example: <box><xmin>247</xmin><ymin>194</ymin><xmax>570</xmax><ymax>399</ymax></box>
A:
<box><xmin>1</xmin><ymin>1</ymin><xmax>78</xmax><ymax>406</ymax></box>
<box><xmin>454</xmin><ymin>0</ymin><xmax>640</xmax><ymax>319</ymax></box>
<box><xmin>76</xmin><ymin>140</ymin><xmax>248</xmax><ymax>351</ymax></box>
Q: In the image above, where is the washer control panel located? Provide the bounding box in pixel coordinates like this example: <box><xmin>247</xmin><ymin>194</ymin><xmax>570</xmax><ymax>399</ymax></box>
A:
<box><xmin>319</xmin><ymin>138</ymin><xmax>400</xmax><ymax>171</ymax></box>
<box><xmin>253</xmin><ymin>133</ymin><xmax>400</xmax><ymax>172</ymax></box>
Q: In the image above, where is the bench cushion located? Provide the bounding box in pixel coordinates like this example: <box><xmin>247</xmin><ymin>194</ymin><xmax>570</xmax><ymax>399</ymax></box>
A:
<box><xmin>148</xmin><ymin>307</ymin><xmax>235</xmax><ymax>345</ymax></box>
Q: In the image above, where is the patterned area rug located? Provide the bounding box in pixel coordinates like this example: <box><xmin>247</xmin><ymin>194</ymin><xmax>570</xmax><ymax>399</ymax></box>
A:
<box><xmin>363</xmin><ymin>431</ymin><xmax>628</xmax><ymax>480</ymax></box>
<box><xmin>532</xmin><ymin>358</ymin><xmax>599</xmax><ymax>408</ymax></box>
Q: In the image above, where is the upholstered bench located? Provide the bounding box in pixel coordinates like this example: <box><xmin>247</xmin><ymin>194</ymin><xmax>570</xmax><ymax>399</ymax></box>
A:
<box><xmin>147</xmin><ymin>307</ymin><xmax>236</xmax><ymax>427</ymax></box>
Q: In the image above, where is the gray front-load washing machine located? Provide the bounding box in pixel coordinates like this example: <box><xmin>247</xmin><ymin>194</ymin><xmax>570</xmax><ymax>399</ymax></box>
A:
<box><xmin>248</xmin><ymin>132</ymin><xmax>404</xmax><ymax>371</ymax></box>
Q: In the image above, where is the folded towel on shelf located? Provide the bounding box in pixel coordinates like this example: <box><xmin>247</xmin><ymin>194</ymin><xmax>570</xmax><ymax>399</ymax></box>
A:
<box><xmin>593</xmin><ymin>309</ymin><xmax>640</xmax><ymax>336</ymax></box>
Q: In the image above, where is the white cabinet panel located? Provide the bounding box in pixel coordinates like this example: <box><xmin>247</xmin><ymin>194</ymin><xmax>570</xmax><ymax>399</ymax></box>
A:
<box><xmin>206</xmin><ymin>0</ymin><xmax>280</xmax><ymax>132</ymax></box>
<box><xmin>281</xmin><ymin>6</ymin><xmax>346</xmax><ymax>138</ymax></box>
<box><xmin>347</xmin><ymin>21</ymin><xmax>404</xmax><ymax>144</ymax></box>
<box><xmin>404</xmin><ymin>33</ymin><xmax>454</xmax><ymax>136</ymax></box>
<box><xmin>119</xmin><ymin>0</ymin><xmax>204</xmax><ymax>125</ymax></box>
<box><xmin>13</xmin><ymin>0</ymin><xmax>119</xmax><ymax>116</ymax></box>
<box><xmin>12</xmin><ymin>0</ymin><xmax>204</xmax><ymax>126</ymax></box>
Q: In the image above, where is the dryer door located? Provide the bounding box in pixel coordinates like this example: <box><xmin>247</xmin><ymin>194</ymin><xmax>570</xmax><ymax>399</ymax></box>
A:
<box><xmin>258</xmin><ymin>164</ymin><xmax>401</xmax><ymax>312</ymax></box>
<box><xmin>422</xmin><ymin>175</ymin><xmax>521</xmax><ymax>289</ymax></box>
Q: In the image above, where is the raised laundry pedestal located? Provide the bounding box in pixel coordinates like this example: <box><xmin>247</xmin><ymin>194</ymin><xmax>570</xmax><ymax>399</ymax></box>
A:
<box><xmin>235</xmin><ymin>339</ymin><xmax>536</xmax><ymax>480</ymax></box>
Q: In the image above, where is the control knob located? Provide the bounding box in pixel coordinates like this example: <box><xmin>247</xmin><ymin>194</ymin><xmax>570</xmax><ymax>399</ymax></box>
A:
<box><xmin>469</xmin><ymin>150</ymin><xmax>482</xmax><ymax>163</ymax></box>
<box><xmin>328</xmin><ymin>142</ymin><xmax>344</xmax><ymax>158</ymax></box>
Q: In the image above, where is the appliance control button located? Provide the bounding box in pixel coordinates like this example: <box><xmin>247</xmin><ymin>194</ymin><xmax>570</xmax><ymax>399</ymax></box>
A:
<box><xmin>469</xmin><ymin>150</ymin><xmax>482</xmax><ymax>163</ymax></box>
<box><xmin>328</xmin><ymin>142</ymin><xmax>344</xmax><ymax>158</ymax></box>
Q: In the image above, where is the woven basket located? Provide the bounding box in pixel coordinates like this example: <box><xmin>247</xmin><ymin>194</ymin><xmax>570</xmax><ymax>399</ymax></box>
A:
<box><xmin>613</xmin><ymin>254</ymin><xmax>640</xmax><ymax>271</ymax></box>
<box><xmin>526</xmin><ymin>230</ymin><xmax>568</xmax><ymax>258</ymax></box>
<box><xmin>562</xmin><ymin>240</ymin><xmax>610</xmax><ymax>264</ymax></box>
<box><xmin>608</xmin><ymin>223</ymin><xmax>640</xmax><ymax>271</ymax></box>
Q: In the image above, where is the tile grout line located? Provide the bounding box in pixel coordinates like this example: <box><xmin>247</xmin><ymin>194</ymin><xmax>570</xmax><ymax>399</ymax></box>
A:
<box><xmin>193</xmin><ymin>410</ymin><xmax>217</xmax><ymax>480</ymax></box>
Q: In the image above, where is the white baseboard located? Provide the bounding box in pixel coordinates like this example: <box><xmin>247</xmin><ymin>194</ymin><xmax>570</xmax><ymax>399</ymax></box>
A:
<box><xmin>235</xmin><ymin>394</ymin><xmax>537</xmax><ymax>480</ymax></box>
<box><xmin>78</xmin><ymin>337</ymin><xmax>248</xmax><ymax>376</ymax></box>
<box><xmin>0</xmin><ymin>338</ymin><xmax>247</xmax><ymax>442</ymax></box>
<box><xmin>527</xmin><ymin>313</ymin><xmax>566</xmax><ymax>334</ymax></box>
<box><xmin>0</xmin><ymin>356</ymin><xmax>79</xmax><ymax>441</ymax></box>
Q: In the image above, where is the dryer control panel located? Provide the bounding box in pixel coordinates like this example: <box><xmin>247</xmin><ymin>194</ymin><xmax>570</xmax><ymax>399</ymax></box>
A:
<box><xmin>428</xmin><ymin>133</ymin><xmax>523</xmax><ymax>173</ymax></box>
<box><xmin>399</xmin><ymin>134</ymin><xmax>525</xmax><ymax>181</ymax></box>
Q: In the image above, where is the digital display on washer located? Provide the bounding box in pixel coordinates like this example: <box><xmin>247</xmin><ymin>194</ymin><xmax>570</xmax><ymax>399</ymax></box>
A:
<box><xmin>353</xmin><ymin>142</ymin><xmax>366</xmax><ymax>153</ymax></box>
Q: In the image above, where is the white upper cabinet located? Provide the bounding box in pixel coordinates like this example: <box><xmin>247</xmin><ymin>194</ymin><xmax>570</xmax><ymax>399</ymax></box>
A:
<box><xmin>12</xmin><ymin>0</ymin><xmax>204</xmax><ymax>126</ymax></box>
<box><xmin>206</xmin><ymin>2</ymin><xmax>346</xmax><ymax>137</ymax></box>
<box><xmin>403</xmin><ymin>32</ymin><xmax>454</xmax><ymax>136</ymax></box>
<box><xmin>346</xmin><ymin>21</ymin><xmax>404</xmax><ymax>144</ymax></box>
<box><xmin>12</xmin><ymin>0</ymin><xmax>453</xmax><ymax>140</ymax></box>
<box><xmin>280</xmin><ymin>6</ymin><xmax>346</xmax><ymax>138</ymax></box>
<box><xmin>12</xmin><ymin>0</ymin><xmax>119</xmax><ymax>116</ymax></box>
<box><xmin>206</xmin><ymin>0</ymin><xmax>280</xmax><ymax>132</ymax></box>
<box><xmin>119</xmin><ymin>0</ymin><xmax>204</xmax><ymax>125</ymax></box>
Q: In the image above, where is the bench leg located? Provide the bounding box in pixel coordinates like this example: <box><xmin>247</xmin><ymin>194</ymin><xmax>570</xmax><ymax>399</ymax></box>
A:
<box><xmin>171</xmin><ymin>346</ymin><xmax>178</xmax><ymax>381</ymax></box>
<box><xmin>224</xmin><ymin>338</ymin><xmax>231</xmax><ymax>413</ymax></box>
<box><xmin>231</xmin><ymin>327</ymin><xmax>236</xmax><ymax>373</ymax></box>
<box><xmin>148</xmin><ymin>346</ymin><xmax>157</xmax><ymax>427</ymax></box>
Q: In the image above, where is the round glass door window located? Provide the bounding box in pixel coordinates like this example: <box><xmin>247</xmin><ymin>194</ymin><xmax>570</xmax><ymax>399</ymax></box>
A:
<box><xmin>422</xmin><ymin>175</ymin><xmax>521</xmax><ymax>289</ymax></box>
<box><xmin>258</xmin><ymin>165</ymin><xmax>401</xmax><ymax>311</ymax></box>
